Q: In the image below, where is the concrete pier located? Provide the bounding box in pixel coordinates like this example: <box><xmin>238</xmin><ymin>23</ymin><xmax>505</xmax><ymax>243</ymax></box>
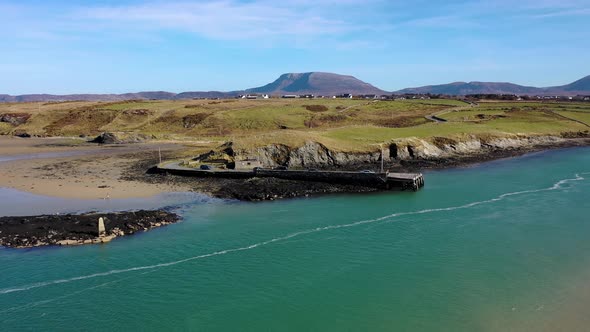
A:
<box><xmin>155</xmin><ymin>161</ymin><xmax>425</xmax><ymax>191</ymax></box>
<box><xmin>386</xmin><ymin>173</ymin><xmax>425</xmax><ymax>191</ymax></box>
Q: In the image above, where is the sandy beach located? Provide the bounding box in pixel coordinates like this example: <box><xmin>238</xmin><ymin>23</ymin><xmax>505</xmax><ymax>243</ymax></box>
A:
<box><xmin>0</xmin><ymin>136</ymin><xmax>193</xmax><ymax>199</ymax></box>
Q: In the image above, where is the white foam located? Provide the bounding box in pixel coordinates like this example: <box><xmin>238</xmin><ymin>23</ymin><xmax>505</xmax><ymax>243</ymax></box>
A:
<box><xmin>0</xmin><ymin>270</ymin><xmax>153</xmax><ymax>315</ymax></box>
<box><xmin>0</xmin><ymin>174</ymin><xmax>586</xmax><ymax>296</ymax></box>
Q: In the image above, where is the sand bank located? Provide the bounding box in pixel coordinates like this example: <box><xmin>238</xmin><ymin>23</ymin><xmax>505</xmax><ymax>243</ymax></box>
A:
<box><xmin>0</xmin><ymin>137</ymin><xmax>192</xmax><ymax>199</ymax></box>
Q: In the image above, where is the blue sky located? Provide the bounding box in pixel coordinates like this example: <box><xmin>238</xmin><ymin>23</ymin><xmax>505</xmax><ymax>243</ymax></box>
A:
<box><xmin>1</xmin><ymin>0</ymin><xmax>589</xmax><ymax>94</ymax></box>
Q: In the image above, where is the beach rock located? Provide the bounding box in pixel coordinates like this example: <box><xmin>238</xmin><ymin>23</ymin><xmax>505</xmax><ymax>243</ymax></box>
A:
<box><xmin>90</xmin><ymin>132</ymin><xmax>121</xmax><ymax>144</ymax></box>
<box><xmin>13</xmin><ymin>130</ymin><xmax>31</xmax><ymax>138</ymax></box>
<box><xmin>0</xmin><ymin>210</ymin><xmax>180</xmax><ymax>249</ymax></box>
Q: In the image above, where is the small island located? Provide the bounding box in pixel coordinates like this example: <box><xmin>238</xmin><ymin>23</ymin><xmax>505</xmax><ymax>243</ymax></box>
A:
<box><xmin>0</xmin><ymin>210</ymin><xmax>179</xmax><ymax>249</ymax></box>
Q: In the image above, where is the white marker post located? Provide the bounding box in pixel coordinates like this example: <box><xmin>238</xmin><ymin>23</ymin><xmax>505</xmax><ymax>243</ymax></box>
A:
<box><xmin>98</xmin><ymin>217</ymin><xmax>106</xmax><ymax>237</ymax></box>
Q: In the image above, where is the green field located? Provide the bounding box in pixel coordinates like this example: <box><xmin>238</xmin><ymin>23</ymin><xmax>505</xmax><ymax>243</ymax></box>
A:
<box><xmin>0</xmin><ymin>98</ymin><xmax>588</xmax><ymax>152</ymax></box>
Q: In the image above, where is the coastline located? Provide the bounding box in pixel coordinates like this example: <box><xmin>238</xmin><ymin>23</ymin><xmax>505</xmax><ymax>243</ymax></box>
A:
<box><xmin>395</xmin><ymin>137</ymin><xmax>590</xmax><ymax>172</ymax></box>
<box><xmin>2</xmin><ymin>136</ymin><xmax>587</xmax><ymax>249</ymax></box>
<box><xmin>1</xmin><ymin>136</ymin><xmax>589</xmax><ymax>202</ymax></box>
<box><xmin>125</xmin><ymin>137</ymin><xmax>590</xmax><ymax>201</ymax></box>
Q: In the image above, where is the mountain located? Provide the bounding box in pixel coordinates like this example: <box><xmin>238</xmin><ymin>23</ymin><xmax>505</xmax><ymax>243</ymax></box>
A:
<box><xmin>2</xmin><ymin>73</ymin><xmax>590</xmax><ymax>102</ymax></box>
<box><xmin>245</xmin><ymin>72</ymin><xmax>387</xmax><ymax>96</ymax></box>
<box><xmin>557</xmin><ymin>75</ymin><xmax>590</xmax><ymax>93</ymax></box>
<box><xmin>395</xmin><ymin>82</ymin><xmax>543</xmax><ymax>95</ymax></box>
<box><xmin>0</xmin><ymin>72</ymin><xmax>385</xmax><ymax>103</ymax></box>
<box><xmin>396</xmin><ymin>75</ymin><xmax>590</xmax><ymax>96</ymax></box>
<box><xmin>0</xmin><ymin>92</ymin><xmax>179</xmax><ymax>103</ymax></box>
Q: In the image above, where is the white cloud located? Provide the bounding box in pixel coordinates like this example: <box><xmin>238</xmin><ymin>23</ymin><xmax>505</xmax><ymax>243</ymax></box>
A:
<box><xmin>526</xmin><ymin>7</ymin><xmax>590</xmax><ymax>18</ymax></box>
<box><xmin>73</xmin><ymin>1</ymin><xmax>374</xmax><ymax>41</ymax></box>
<box><xmin>400</xmin><ymin>15</ymin><xmax>480</xmax><ymax>29</ymax></box>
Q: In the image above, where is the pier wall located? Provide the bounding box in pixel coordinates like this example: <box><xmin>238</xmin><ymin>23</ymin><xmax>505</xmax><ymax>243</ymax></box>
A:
<box><xmin>255</xmin><ymin>169</ymin><xmax>387</xmax><ymax>187</ymax></box>
<box><xmin>155</xmin><ymin>164</ymin><xmax>423</xmax><ymax>190</ymax></box>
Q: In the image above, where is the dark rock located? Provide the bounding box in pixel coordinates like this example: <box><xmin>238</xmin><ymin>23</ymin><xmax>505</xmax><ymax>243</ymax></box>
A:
<box><xmin>90</xmin><ymin>132</ymin><xmax>121</xmax><ymax>144</ymax></box>
<box><xmin>0</xmin><ymin>210</ymin><xmax>180</xmax><ymax>248</ymax></box>
<box><xmin>13</xmin><ymin>130</ymin><xmax>31</xmax><ymax>138</ymax></box>
<box><xmin>213</xmin><ymin>177</ymin><xmax>377</xmax><ymax>201</ymax></box>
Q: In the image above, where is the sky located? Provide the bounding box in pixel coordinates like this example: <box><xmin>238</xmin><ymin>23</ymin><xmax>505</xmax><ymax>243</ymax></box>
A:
<box><xmin>1</xmin><ymin>0</ymin><xmax>589</xmax><ymax>94</ymax></box>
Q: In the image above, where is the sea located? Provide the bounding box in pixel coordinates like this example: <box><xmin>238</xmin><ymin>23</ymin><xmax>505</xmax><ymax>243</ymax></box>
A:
<box><xmin>1</xmin><ymin>147</ymin><xmax>589</xmax><ymax>331</ymax></box>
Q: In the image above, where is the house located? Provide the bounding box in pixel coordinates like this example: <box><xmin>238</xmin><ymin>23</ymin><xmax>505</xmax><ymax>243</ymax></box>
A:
<box><xmin>360</xmin><ymin>94</ymin><xmax>378</xmax><ymax>99</ymax></box>
<box><xmin>282</xmin><ymin>95</ymin><xmax>298</xmax><ymax>98</ymax></box>
<box><xmin>234</xmin><ymin>158</ymin><xmax>263</xmax><ymax>170</ymax></box>
<box><xmin>239</xmin><ymin>94</ymin><xmax>269</xmax><ymax>99</ymax></box>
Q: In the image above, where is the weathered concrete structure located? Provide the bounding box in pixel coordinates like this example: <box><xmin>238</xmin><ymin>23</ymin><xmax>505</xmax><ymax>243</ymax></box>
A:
<box><xmin>156</xmin><ymin>162</ymin><xmax>425</xmax><ymax>191</ymax></box>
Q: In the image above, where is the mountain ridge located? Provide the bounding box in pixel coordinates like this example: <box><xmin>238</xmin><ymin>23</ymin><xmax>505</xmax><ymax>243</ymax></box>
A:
<box><xmin>245</xmin><ymin>72</ymin><xmax>387</xmax><ymax>96</ymax></box>
<box><xmin>395</xmin><ymin>75</ymin><xmax>590</xmax><ymax>96</ymax></box>
<box><xmin>1</xmin><ymin>73</ymin><xmax>589</xmax><ymax>102</ymax></box>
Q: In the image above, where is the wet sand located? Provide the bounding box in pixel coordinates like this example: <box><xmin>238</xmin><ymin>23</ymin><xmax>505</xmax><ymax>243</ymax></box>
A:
<box><xmin>0</xmin><ymin>136</ymin><xmax>193</xmax><ymax>199</ymax></box>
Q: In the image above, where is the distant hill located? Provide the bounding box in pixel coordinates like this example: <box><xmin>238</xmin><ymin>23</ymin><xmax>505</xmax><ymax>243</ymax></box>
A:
<box><xmin>396</xmin><ymin>75</ymin><xmax>590</xmax><ymax>96</ymax></box>
<box><xmin>556</xmin><ymin>75</ymin><xmax>590</xmax><ymax>94</ymax></box>
<box><xmin>395</xmin><ymin>82</ymin><xmax>543</xmax><ymax>95</ymax></box>
<box><xmin>0</xmin><ymin>72</ymin><xmax>386</xmax><ymax>103</ymax></box>
<box><xmin>245</xmin><ymin>72</ymin><xmax>387</xmax><ymax>96</ymax></box>
<box><xmin>2</xmin><ymin>73</ymin><xmax>590</xmax><ymax>102</ymax></box>
<box><xmin>0</xmin><ymin>91</ymin><xmax>236</xmax><ymax>103</ymax></box>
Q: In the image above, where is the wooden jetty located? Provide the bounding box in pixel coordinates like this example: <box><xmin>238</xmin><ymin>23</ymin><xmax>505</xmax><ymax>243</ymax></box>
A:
<box><xmin>155</xmin><ymin>162</ymin><xmax>425</xmax><ymax>191</ymax></box>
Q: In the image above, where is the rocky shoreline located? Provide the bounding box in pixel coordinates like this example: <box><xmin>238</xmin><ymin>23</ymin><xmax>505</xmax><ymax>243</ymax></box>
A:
<box><xmin>395</xmin><ymin>137</ymin><xmax>590</xmax><ymax>172</ymax></box>
<box><xmin>1</xmin><ymin>137</ymin><xmax>588</xmax><ymax>249</ymax></box>
<box><xmin>125</xmin><ymin>136</ymin><xmax>590</xmax><ymax>202</ymax></box>
<box><xmin>0</xmin><ymin>210</ymin><xmax>179</xmax><ymax>249</ymax></box>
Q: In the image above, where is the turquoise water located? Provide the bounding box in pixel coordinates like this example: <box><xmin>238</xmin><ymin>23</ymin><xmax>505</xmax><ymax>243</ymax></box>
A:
<box><xmin>1</xmin><ymin>147</ymin><xmax>589</xmax><ymax>331</ymax></box>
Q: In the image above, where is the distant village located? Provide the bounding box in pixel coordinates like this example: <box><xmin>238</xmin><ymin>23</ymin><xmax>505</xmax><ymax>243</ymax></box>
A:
<box><xmin>236</xmin><ymin>93</ymin><xmax>590</xmax><ymax>102</ymax></box>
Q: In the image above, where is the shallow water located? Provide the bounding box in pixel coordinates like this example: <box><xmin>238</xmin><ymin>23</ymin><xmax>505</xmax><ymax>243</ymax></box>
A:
<box><xmin>0</xmin><ymin>147</ymin><xmax>589</xmax><ymax>331</ymax></box>
<box><xmin>0</xmin><ymin>150</ymin><xmax>92</xmax><ymax>163</ymax></box>
<box><xmin>0</xmin><ymin>188</ymin><xmax>216</xmax><ymax>216</ymax></box>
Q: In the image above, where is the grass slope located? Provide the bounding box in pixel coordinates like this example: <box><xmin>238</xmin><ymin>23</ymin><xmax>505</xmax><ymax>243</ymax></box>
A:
<box><xmin>0</xmin><ymin>99</ymin><xmax>588</xmax><ymax>152</ymax></box>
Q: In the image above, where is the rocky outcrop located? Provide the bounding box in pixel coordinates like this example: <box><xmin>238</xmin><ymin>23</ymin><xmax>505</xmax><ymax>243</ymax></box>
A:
<box><xmin>0</xmin><ymin>210</ymin><xmax>179</xmax><ymax>248</ymax></box>
<box><xmin>247</xmin><ymin>134</ymin><xmax>587</xmax><ymax>169</ymax></box>
<box><xmin>90</xmin><ymin>132</ymin><xmax>121</xmax><ymax>144</ymax></box>
<box><xmin>89</xmin><ymin>132</ymin><xmax>148</xmax><ymax>144</ymax></box>
<box><xmin>256</xmin><ymin>144</ymin><xmax>292</xmax><ymax>166</ymax></box>
<box><xmin>387</xmin><ymin>135</ymin><xmax>567</xmax><ymax>161</ymax></box>
<box><xmin>0</xmin><ymin>113</ymin><xmax>31</xmax><ymax>126</ymax></box>
<box><xmin>256</xmin><ymin>141</ymin><xmax>381</xmax><ymax>168</ymax></box>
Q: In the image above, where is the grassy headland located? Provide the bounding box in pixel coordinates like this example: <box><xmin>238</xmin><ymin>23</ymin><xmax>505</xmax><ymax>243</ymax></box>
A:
<box><xmin>1</xmin><ymin>98</ymin><xmax>588</xmax><ymax>154</ymax></box>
